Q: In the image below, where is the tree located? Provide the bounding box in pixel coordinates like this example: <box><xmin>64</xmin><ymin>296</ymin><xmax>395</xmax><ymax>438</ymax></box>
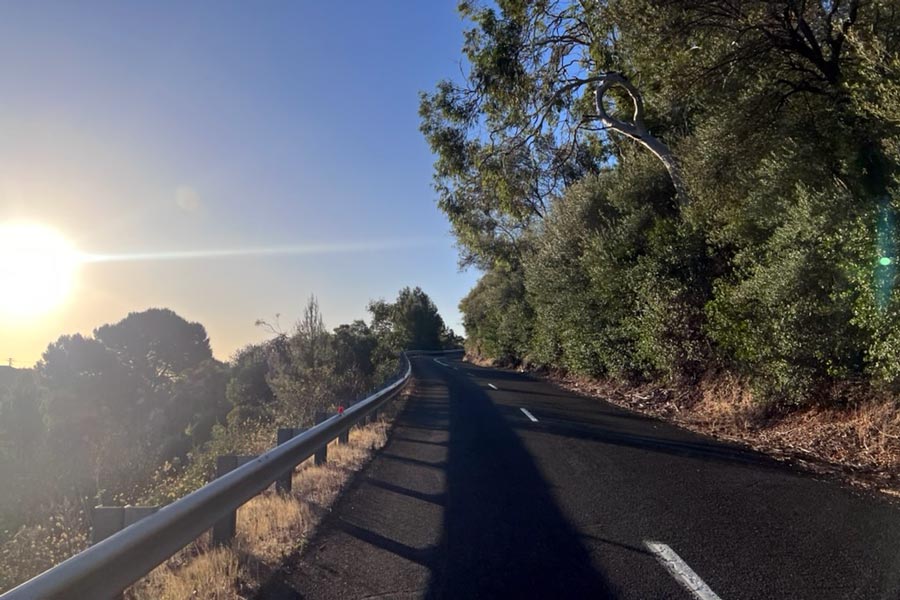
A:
<box><xmin>93</xmin><ymin>309</ymin><xmax>214</xmax><ymax>449</ymax></box>
<box><xmin>226</xmin><ymin>343</ymin><xmax>276</xmax><ymax>420</ymax></box>
<box><xmin>421</xmin><ymin>1</ymin><xmax>898</xmax><ymax>261</ymax></box>
<box><xmin>331</xmin><ymin>320</ymin><xmax>378</xmax><ymax>399</ymax></box>
<box><xmin>459</xmin><ymin>268</ymin><xmax>533</xmax><ymax>362</ymax></box>
<box><xmin>266</xmin><ymin>296</ymin><xmax>336</xmax><ymax>426</ymax></box>
<box><xmin>94</xmin><ymin>308</ymin><xmax>212</xmax><ymax>389</ymax></box>
<box><xmin>37</xmin><ymin>334</ymin><xmax>144</xmax><ymax>498</ymax></box>
<box><xmin>369</xmin><ymin>287</ymin><xmax>447</xmax><ymax>351</ymax></box>
<box><xmin>0</xmin><ymin>372</ymin><xmax>43</xmax><ymax>462</ymax></box>
<box><xmin>0</xmin><ymin>371</ymin><xmax>47</xmax><ymax>535</ymax></box>
<box><xmin>163</xmin><ymin>359</ymin><xmax>229</xmax><ymax>456</ymax></box>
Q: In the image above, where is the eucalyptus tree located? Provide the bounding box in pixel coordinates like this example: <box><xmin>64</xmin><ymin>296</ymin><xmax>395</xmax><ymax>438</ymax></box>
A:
<box><xmin>421</xmin><ymin>0</ymin><xmax>897</xmax><ymax>261</ymax></box>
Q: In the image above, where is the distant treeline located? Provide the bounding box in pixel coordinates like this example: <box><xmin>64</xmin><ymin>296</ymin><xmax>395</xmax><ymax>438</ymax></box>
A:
<box><xmin>421</xmin><ymin>1</ymin><xmax>900</xmax><ymax>406</ymax></box>
<box><xmin>0</xmin><ymin>286</ymin><xmax>458</xmax><ymax>589</ymax></box>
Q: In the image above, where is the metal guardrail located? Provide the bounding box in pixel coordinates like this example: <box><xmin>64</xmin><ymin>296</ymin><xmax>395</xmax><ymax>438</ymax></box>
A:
<box><xmin>0</xmin><ymin>353</ymin><xmax>412</xmax><ymax>600</ymax></box>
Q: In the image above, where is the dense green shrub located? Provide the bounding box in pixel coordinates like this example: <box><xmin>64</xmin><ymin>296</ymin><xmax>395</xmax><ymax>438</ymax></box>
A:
<box><xmin>459</xmin><ymin>268</ymin><xmax>533</xmax><ymax>362</ymax></box>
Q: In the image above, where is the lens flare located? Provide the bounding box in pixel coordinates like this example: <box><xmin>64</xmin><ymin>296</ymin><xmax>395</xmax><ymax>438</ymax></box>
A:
<box><xmin>876</xmin><ymin>198</ymin><xmax>896</xmax><ymax>311</ymax></box>
<box><xmin>79</xmin><ymin>238</ymin><xmax>437</xmax><ymax>263</ymax></box>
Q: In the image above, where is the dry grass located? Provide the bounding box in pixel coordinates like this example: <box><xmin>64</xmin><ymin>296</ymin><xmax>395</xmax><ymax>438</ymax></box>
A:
<box><xmin>756</xmin><ymin>399</ymin><xmax>900</xmax><ymax>472</ymax></box>
<box><xmin>683</xmin><ymin>375</ymin><xmax>900</xmax><ymax>476</ymax></box>
<box><xmin>235</xmin><ymin>492</ymin><xmax>312</xmax><ymax>563</ymax></box>
<box><xmin>137</xmin><ymin>547</ymin><xmax>248</xmax><ymax>600</ymax></box>
<box><xmin>689</xmin><ymin>371</ymin><xmax>766</xmax><ymax>432</ymax></box>
<box><xmin>128</xmin><ymin>400</ymin><xmax>402</xmax><ymax>600</ymax></box>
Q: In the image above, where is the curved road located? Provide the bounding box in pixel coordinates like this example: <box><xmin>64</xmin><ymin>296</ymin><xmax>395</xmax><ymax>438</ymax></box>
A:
<box><xmin>259</xmin><ymin>353</ymin><xmax>900</xmax><ymax>599</ymax></box>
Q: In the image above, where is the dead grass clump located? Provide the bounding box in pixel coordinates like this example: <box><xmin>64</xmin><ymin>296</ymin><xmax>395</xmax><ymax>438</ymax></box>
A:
<box><xmin>691</xmin><ymin>371</ymin><xmax>766</xmax><ymax>432</ymax></box>
<box><xmin>756</xmin><ymin>399</ymin><xmax>900</xmax><ymax>473</ymax></box>
<box><xmin>137</xmin><ymin>545</ymin><xmax>246</xmax><ymax>600</ymax></box>
<box><xmin>850</xmin><ymin>400</ymin><xmax>900</xmax><ymax>468</ymax></box>
<box><xmin>236</xmin><ymin>492</ymin><xmax>311</xmax><ymax>563</ymax></box>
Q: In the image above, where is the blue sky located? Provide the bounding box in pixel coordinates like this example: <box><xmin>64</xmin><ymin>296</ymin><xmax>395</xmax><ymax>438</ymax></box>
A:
<box><xmin>0</xmin><ymin>1</ymin><xmax>479</xmax><ymax>364</ymax></box>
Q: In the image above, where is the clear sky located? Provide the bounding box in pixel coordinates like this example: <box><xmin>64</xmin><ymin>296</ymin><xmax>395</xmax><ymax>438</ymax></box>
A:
<box><xmin>0</xmin><ymin>1</ymin><xmax>479</xmax><ymax>366</ymax></box>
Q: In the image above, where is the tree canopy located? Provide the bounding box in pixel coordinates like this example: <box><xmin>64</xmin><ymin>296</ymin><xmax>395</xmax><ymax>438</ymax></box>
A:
<box><xmin>369</xmin><ymin>286</ymin><xmax>456</xmax><ymax>351</ymax></box>
<box><xmin>427</xmin><ymin>0</ymin><xmax>900</xmax><ymax>405</ymax></box>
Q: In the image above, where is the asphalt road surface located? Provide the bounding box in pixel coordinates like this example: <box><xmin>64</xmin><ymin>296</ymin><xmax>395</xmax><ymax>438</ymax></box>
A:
<box><xmin>258</xmin><ymin>353</ymin><xmax>900</xmax><ymax>599</ymax></box>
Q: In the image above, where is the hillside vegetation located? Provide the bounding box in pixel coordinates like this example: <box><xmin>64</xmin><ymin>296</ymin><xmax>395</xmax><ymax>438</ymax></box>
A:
<box><xmin>421</xmin><ymin>1</ymin><xmax>900</xmax><ymax>476</ymax></box>
<box><xmin>0</xmin><ymin>286</ymin><xmax>458</xmax><ymax>592</ymax></box>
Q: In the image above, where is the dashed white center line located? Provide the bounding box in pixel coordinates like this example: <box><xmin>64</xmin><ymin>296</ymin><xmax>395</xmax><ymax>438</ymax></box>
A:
<box><xmin>433</xmin><ymin>358</ymin><xmax>449</xmax><ymax>367</ymax></box>
<box><xmin>644</xmin><ymin>541</ymin><xmax>722</xmax><ymax>600</ymax></box>
<box><xmin>520</xmin><ymin>408</ymin><xmax>538</xmax><ymax>422</ymax></box>
<box><xmin>488</xmin><ymin>383</ymin><xmax>498</xmax><ymax>390</ymax></box>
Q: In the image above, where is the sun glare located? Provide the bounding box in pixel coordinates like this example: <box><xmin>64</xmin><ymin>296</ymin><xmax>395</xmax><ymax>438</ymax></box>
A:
<box><xmin>0</xmin><ymin>222</ymin><xmax>79</xmax><ymax>319</ymax></box>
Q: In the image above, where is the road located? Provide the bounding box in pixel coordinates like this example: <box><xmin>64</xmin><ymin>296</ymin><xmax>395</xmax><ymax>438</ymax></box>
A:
<box><xmin>258</xmin><ymin>353</ymin><xmax>900</xmax><ymax>599</ymax></box>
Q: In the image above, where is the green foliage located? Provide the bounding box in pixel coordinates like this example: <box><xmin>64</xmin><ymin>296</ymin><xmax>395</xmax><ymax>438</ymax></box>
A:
<box><xmin>94</xmin><ymin>308</ymin><xmax>212</xmax><ymax>387</ymax></box>
<box><xmin>38</xmin><ymin>334</ymin><xmax>149</xmax><ymax>500</ymax></box>
<box><xmin>524</xmin><ymin>151</ymin><xmax>711</xmax><ymax>379</ymax></box>
<box><xmin>331</xmin><ymin>320</ymin><xmax>379</xmax><ymax>399</ymax></box>
<box><xmin>266</xmin><ymin>296</ymin><xmax>338</xmax><ymax>426</ymax></box>
<box><xmin>369</xmin><ymin>286</ymin><xmax>451</xmax><ymax>352</ymax></box>
<box><xmin>459</xmin><ymin>268</ymin><xmax>532</xmax><ymax>362</ymax></box>
<box><xmin>165</xmin><ymin>359</ymin><xmax>230</xmax><ymax>455</ymax></box>
<box><xmin>226</xmin><ymin>343</ymin><xmax>276</xmax><ymax>419</ymax></box>
<box><xmin>434</xmin><ymin>0</ymin><xmax>900</xmax><ymax>406</ymax></box>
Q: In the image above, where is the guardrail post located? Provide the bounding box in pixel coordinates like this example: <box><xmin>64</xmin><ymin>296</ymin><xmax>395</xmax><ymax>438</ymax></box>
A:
<box><xmin>314</xmin><ymin>411</ymin><xmax>328</xmax><ymax>465</ymax></box>
<box><xmin>91</xmin><ymin>517</ymin><xmax>127</xmax><ymax>599</ymax></box>
<box><xmin>338</xmin><ymin>422</ymin><xmax>350</xmax><ymax>445</ymax></box>
<box><xmin>356</xmin><ymin>400</ymin><xmax>366</xmax><ymax>429</ymax></box>
<box><xmin>276</xmin><ymin>428</ymin><xmax>294</xmax><ymax>493</ymax></box>
<box><xmin>212</xmin><ymin>454</ymin><xmax>239</xmax><ymax>545</ymax></box>
<box><xmin>91</xmin><ymin>506</ymin><xmax>124</xmax><ymax>545</ymax></box>
<box><xmin>92</xmin><ymin>506</ymin><xmax>161</xmax><ymax>546</ymax></box>
<box><xmin>91</xmin><ymin>506</ymin><xmax>158</xmax><ymax>600</ymax></box>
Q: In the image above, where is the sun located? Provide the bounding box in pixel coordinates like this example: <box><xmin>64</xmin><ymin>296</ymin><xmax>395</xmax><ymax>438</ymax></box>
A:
<box><xmin>0</xmin><ymin>222</ymin><xmax>80</xmax><ymax>319</ymax></box>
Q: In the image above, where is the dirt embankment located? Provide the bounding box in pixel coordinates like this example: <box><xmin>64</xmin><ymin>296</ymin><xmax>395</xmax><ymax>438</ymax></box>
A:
<box><xmin>468</xmin><ymin>354</ymin><xmax>900</xmax><ymax>498</ymax></box>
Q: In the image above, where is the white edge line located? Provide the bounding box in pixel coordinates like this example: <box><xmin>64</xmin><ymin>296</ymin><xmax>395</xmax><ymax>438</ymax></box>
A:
<box><xmin>520</xmin><ymin>408</ymin><xmax>538</xmax><ymax>422</ymax></box>
<box><xmin>644</xmin><ymin>541</ymin><xmax>722</xmax><ymax>600</ymax></box>
<box><xmin>488</xmin><ymin>383</ymin><xmax>498</xmax><ymax>390</ymax></box>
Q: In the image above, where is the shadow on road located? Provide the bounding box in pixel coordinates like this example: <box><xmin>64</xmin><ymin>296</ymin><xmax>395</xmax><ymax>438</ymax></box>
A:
<box><xmin>254</xmin><ymin>363</ymin><xmax>616</xmax><ymax>599</ymax></box>
<box><xmin>424</xmin><ymin>367</ymin><xmax>616</xmax><ymax>599</ymax></box>
<box><xmin>498</xmin><ymin>402</ymin><xmax>788</xmax><ymax>471</ymax></box>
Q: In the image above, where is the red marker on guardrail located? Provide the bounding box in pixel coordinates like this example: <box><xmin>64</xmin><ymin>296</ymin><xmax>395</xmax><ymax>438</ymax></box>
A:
<box><xmin>338</xmin><ymin>405</ymin><xmax>345</xmax><ymax>415</ymax></box>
